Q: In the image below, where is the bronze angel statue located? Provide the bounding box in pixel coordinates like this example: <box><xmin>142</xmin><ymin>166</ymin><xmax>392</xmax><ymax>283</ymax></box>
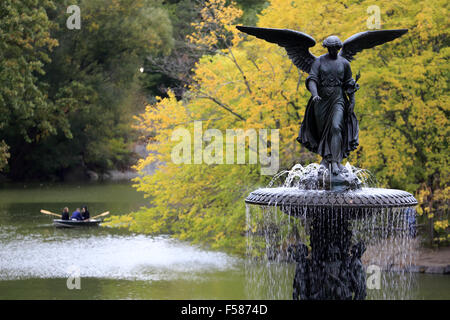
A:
<box><xmin>236</xmin><ymin>26</ymin><xmax>408</xmax><ymax>176</ymax></box>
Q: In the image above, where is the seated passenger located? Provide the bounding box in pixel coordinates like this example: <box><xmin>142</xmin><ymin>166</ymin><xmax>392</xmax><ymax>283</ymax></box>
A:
<box><xmin>81</xmin><ymin>206</ymin><xmax>90</xmax><ymax>220</ymax></box>
<box><xmin>71</xmin><ymin>208</ymin><xmax>83</xmax><ymax>220</ymax></box>
<box><xmin>61</xmin><ymin>207</ymin><xmax>70</xmax><ymax>220</ymax></box>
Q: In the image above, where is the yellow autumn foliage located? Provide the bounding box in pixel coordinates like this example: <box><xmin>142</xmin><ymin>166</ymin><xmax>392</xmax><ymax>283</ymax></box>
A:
<box><xmin>106</xmin><ymin>0</ymin><xmax>449</xmax><ymax>252</ymax></box>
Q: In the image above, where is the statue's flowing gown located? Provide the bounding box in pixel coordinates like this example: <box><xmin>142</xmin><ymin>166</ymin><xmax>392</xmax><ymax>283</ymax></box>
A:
<box><xmin>297</xmin><ymin>54</ymin><xmax>359</xmax><ymax>162</ymax></box>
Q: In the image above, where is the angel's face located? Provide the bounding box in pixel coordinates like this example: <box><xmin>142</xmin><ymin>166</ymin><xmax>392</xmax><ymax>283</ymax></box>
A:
<box><xmin>327</xmin><ymin>46</ymin><xmax>340</xmax><ymax>59</ymax></box>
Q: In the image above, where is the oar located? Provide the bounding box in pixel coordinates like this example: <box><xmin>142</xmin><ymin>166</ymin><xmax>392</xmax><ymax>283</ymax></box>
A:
<box><xmin>91</xmin><ymin>211</ymin><xmax>110</xmax><ymax>219</ymax></box>
<box><xmin>40</xmin><ymin>209</ymin><xmax>62</xmax><ymax>218</ymax></box>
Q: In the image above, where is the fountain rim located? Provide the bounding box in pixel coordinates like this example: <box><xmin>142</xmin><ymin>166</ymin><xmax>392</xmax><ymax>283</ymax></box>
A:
<box><xmin>244</xmin><ymin>187</ymin><xmax>418</xmax><ymax>208</ymax></box>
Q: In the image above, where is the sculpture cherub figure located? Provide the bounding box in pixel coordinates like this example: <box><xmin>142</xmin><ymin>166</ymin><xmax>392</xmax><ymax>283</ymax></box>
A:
<box><xmin>237</xmin><ymin>26</ymin><xmax>408</xmax><ymax>176</ymax></box>
<box><xmin>290</xmin><ymin>242</ymin><xmax>310</xmax><ymax>300</ymax></box>
<box><xmin>349</xmin><ymin>241</ymin><xmax>367</xmax><ymax>300</ymax></box>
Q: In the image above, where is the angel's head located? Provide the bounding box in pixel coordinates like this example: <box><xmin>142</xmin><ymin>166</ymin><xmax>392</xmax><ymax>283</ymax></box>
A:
<box><xmin>322</xmin><ymin>36</ymin><xmax>343</xmax><ymax>58</ymax></box>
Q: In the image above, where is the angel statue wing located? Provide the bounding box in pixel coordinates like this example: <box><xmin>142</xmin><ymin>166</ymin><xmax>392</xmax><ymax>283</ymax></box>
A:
<box><xmin>339</xmin><ymin>29</ymin><xmax>408</xmax><ymax>61</ymax></box>
<box><xmin>236</xmin><ymin>26</ymin><xmax>317</xmax><ymax>73</ymax></box>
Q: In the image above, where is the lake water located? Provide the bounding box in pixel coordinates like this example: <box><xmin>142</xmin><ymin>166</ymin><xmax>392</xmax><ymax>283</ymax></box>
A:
<box><xmin>0</xmin><ymin>182</ymin><xmax>448</xmax><ymax>299</ymax></box>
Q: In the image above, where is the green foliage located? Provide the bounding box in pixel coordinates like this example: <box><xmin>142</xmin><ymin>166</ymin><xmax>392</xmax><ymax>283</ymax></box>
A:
<box><xmin>1</xmin><ymin>0</ymin><xmax>174</xmax><ymax>179</ymax></box>
<box><xmin>234</xmin><ymin>0</ymin><xmax>268</xmax><ymax>25</ymax></box>
<box><xmin>41</xmin><ymin>0</ymin><xmax>174</xmax><ymax>177</ymax></box>
<box><xmin>0</xmin><ymin>0</ymin><xmax>66</xmax><ymax>171</ymax></box>
<box><xmin>0</xmin><ymin>0</ymin><xmax>267</xmax><ymax>180</ymax></box>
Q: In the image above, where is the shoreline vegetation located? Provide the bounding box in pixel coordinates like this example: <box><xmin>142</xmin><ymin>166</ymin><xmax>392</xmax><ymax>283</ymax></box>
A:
<box><xmin>412</xmin><ymin>247</ymin><xmax>450</xmax><ymax>274</ymax></box>
<box><xmin>1</xmin><ymin>0</ymin><xmax>448</xmax><ymax>256</ymax></box>
<box><xmin>0</xmin><ymin>0</ymin><xmax>267</xmax><ymax>182</ymax></box>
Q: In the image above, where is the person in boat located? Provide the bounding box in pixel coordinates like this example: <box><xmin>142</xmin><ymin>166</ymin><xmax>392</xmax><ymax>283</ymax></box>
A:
<box><xmin>71</xmin><ymin>208</ymin><xmax>83</xmax><ymax>220</ymax></box>
<box><xmin>81</xmin><ymin>206</ymin><xmax>90</xmax><ymax>220</ymax></box>
<box><xmin>61</xmin><ymin>207</ymin><xmax>70</xmax><ymax>220</ymax></box>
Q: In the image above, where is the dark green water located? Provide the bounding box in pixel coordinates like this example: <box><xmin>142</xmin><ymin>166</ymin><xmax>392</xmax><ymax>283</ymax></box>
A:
<box><xmin>0</xmin><ymin>182</ymin><xmax>448</xmax><ymax>300</ymax></box>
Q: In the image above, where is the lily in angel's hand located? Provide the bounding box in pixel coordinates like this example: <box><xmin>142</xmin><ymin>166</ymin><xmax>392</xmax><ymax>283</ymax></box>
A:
<box><xmin>346</xmin><ymin>79</ymin><xmax>360</xmax><ymax>95</ymax></box>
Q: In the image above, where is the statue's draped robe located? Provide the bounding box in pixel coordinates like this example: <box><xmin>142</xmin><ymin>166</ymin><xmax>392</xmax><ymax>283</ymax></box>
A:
<box><xmin>297</xmin><ymin>55</ymin><xmax>359</xmax><ymax>162</ymax></box>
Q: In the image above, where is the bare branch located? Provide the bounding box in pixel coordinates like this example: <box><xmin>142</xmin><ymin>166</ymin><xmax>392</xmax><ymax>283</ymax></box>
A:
<box><xmin>196</xmin><ymin>90</ymin><xmax>246</xmax><ymax>121</ymax></box>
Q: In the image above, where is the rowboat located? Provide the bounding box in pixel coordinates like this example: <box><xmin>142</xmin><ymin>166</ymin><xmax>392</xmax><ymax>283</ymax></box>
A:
<box><xmin>53</xmin><ymin>219</ymin><xmax>102</xmax><ymax>228</ymax></box>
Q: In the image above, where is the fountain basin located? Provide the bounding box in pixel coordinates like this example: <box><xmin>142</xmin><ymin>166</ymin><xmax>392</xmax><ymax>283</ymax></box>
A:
<box><xmin>245</xmin><ymin>165</ymin><xmax>419</xmax><ymax>300</ymax></box>
<box><xmin>245</xmin><ymin>187</ymin><xmax>417</xmax><ymax>210</ymax></box>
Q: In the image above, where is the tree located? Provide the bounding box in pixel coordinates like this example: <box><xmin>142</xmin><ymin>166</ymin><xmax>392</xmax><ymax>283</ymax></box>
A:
<box><xmin>1</xmin><ymin>0</ymin><xmax>175</xmax><ymax>180</ymax></box>
<box><xmin>107</xmin><ymin>0</ymin><xmax>449</xmax><ymax>252</ymax></box>
<box><xmin>0</xmin><ymin>0</ymin><xmax>66</xmax><ymax>176</ymax></box>
<box><xmin>0</xmin><ymin>142</ymin><xmax>9</xmax><ymax>171</ymax></box>
<box><xmin>143</xmin><ymin>0</ymin><xmax>268</xmax><ymax>98</ymax></box>
<box><xmin>40</xmin><ymin>0</ymin><xmax>174</xmax><ymax>178</ymax></box>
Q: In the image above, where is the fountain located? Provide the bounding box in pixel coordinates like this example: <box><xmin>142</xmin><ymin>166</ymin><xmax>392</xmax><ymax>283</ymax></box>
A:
<box><xmin>245</xmin><ymin>164</ymin><xmax>417</xmax><ymax>300</ymax></box>
<box><xmin>237</xmin><ymin>26</ymin><xmax>417</xmax><ymax>299</ymax></box>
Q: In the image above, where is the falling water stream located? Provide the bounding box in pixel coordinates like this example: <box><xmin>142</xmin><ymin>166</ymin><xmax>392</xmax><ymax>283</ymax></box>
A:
<box><xmin>244</xmin><ymin>163</ymin><xmax>436</xmax><ymax>300</ymax></box>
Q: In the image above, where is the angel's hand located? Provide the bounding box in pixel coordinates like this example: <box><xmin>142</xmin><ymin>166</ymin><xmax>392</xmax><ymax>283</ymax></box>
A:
<box><xmin>312</xmin><ymin>95</ymin><xmax>322</xmax><ymax>103</ymax></box>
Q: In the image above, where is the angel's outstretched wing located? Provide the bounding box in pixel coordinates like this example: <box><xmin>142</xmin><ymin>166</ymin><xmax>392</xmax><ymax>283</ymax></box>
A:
<box><xmin>236</xmin><ymin>26</ymin><xmax>317</xmax><ymax>73</ymax></box>
<box><xmin>339</xmin><ymin>29</ymin><xmax>408</xmax><ymax>62</ymax></box>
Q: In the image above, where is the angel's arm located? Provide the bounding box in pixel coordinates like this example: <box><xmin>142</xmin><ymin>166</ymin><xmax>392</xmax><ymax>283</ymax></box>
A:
<box><xmin>343</xmin><ymin>62</ymin><xmax>360</xmax><ymax>99</ymax></box>
<box><xmin>308</xmin><ymin>81</ymin><xmax>319</xmax><ymax>99</ymax></box>
<box><xmin>344</xmin><ymin>61</ymin><xmax>352</xmax><ymax>85</ymax></box>
<box><xmin>343</xmin><ymin>61</ymin><xmax>354</xmax><ymax>93</ymax></box>
<box><xmin>306</xmin><ymin>59</ymin><xmax>321</xmax><ymax>101</ymax></box>
<box><xmin>343</xmin><ymin>62</ymin><xmax>359</xmax><ymax>110</ymax></box>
